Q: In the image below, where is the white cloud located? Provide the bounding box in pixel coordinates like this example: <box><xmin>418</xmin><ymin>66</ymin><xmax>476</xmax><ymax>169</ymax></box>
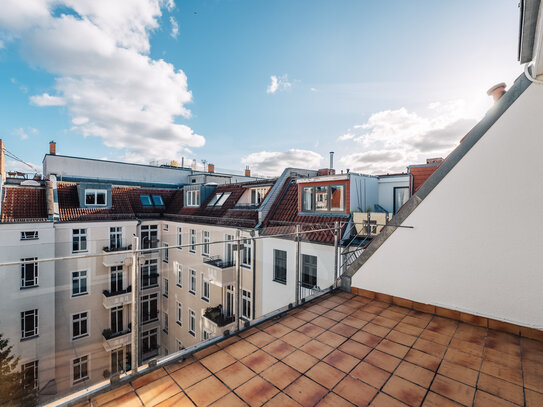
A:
<box><xmin>30</xmin><ymin>93</ymin><xmax>66</xmax><ymax>106</ymax></box>
<box><xmin>169</xmin><ymin>16</ymin><xmax>178</xmax><ymax>39</ymax></box>
<box><xmin>310</xmin><ymin>87</ymin><xmax>317</xmax><ymax>92</ymax></box>
<box><xmin>266</xmin><ymin>74</ymin><xmax>292</xmax><ymax>94</ymax></box>
<box><xmin>12</xmin><ymin>127</ymin><xmax>38</xmax><ymax>140</ymax></box>
<box><xmin>243</xmin><ymin>149</ymin><xmax>322</xmax><ymax>176</ymax></box>
<box><xmin>338</xmin><ymin>133</ymin><xmax>355</xmax><ymax>141</ymax></box>
<box><xmin>0</xmin><ymin>0</ymin><xmax>204</xmax><ymax>162</ymax></box>
<box><xmin>0</xmin><ymin>39</ymin><xmax>4</xmax><ymax>49</ymax></box>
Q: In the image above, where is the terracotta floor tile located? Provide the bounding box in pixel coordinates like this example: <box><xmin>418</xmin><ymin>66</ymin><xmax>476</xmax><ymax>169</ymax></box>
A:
<box><xmin>430</xmin><ymin>375</ymin><xmax>475</xmax><ymax>406</ymax></box>
<box><xmin>380</xmin><ymin>309</ymin><xmax>406</xmax><ymax>322</ymax></box>
<box><xmin>376</xmin><ymin>339</ymin><xmax>410</xmax><ymax>359</ymax></box>
<box><xmin>282</xmin><ymin>330</ymin><xmax>312</xmax><ymax>348</ymax></box>
<box><xmin>350</xmin><ymin>361</ymin><xmax>391</xmax><ymax>389</ymax></box>
<box><xmin>194</xmin><ymin>345</ymin><xmax>222</xmax><ymax>360</ymax></box>
<box><xmin>296</xmin><ymin>310</ymin><xmax>320</xmax><ymax>322</ymax></box>
<box><xmin>155</xmin><ymin>392</ymin><xmax>195</xmax><ymax>407</ymax></box>
<box><xmin>323</xmin><ymin>349</ymin><xmax>359</xmax><ymax>373</ymax></box>
<box><xmin>383</xmin><ymin>375</ymin><xmax>426</xmax><ymax>407</ymax></box>
<box><xmin>241</xmin><ymin>349</ymin><xmax>278</xmax><ymax>373</ymax></box>
<box><xmin>164</xmin><ymin>356</ymin><xmax>196</xmax><ymax>374</ymax></box>
<box><xmin>443</xmin><ymin>348</ymin><xmax>482</xmax><ymax>370</ymax></box>
<box><xmin>473</xmin><ymin>390</ymin><xmax>517</xmax><ymax>407</ymax></box>
<box><xmin>339</xmin><ymin>339</ymin><xmax>372</xmax><ymax>359</ymax></box>
<box><xmin>235</xmin><ymin>376</ymin><xmax>279</xmax><ymax>407</ymax></box>
<box><xmin>300</xmin><ymin>339</ymin><xmax>334</xmax><ymax>360</ymax></box>
<box><xmin>316</xmin><ymin>392</ymin><xmax>355</xmax><ymax>407</ymax></box>
<box><xmin>526</xmin><ymin>389</ymin><xmax>543</xmax><ymax>407</ymax></box>
<box><xmin>131</xmin><ymin>368</ymin><xmax>168</xmax><ymax>389</ymax></box>
<box><xmin>216</xmin><ymin>361</ymin><xmax>256</xmax><ymax>389</ymax></box>
<box><xmin>280</xmin><ymin>316</ymin><xmax>306</xmax><ymax>330</ymax></box>
<box><xmin>239</xmin><ymin>327</ymin><xmax>260</xmax><ymax>338</ymax></box>
<box><xmin>522</xmin><ymin>359</ymin><xmax>543</xmax><ymax>391</ymax></box>
<box><xmin>92</xmin><ymin>384</ymin><xmax>133</xmax><ymax>407</ymax></box>
<box><xmin>136</xmin><ymin>376</ymin><xmax>181</xmax><ymax>407</ymax></box>
<box><xmin>480</xmin><ymin>359</ymin><xmax>523</xmax><ymax>386</ymax></box>
<box><xmin>99</xmin><ymin>391</ymin><xmax>143</xmax><ymax>407</ymax></box>
<box><xmin>216</xmin><ymin>335</ymin><xmax>240</xmax><ymax>349</ymax></box>
<box><xmin>395</xmin><ymin>361</ymin><xmax>435</xmax><ymax>388</ymax></box>
<box><xmin>402</xmin><ymin>315</ymin><xmax>429</xmax><ymax>329</ymax></box>
<box><xmin>453</xmin><ymin>324</ymin><xmax>486</xmax><ymax>346</ymax></box>
<box><xmin>372</xmin><ymin>316</ymin><xmax>398</xmax><ymax>329</ymax></box>
<box><xmin>476</xmin><ymin>372</ymin><xmax>523</xmax><ymax>405</ymax></box>
<box><xmin>316</xmin><ymin>330</ymin><xmax>347</xmax><ymax>348</ymax></box>
<box><xmin>484</xmin><ymin>348</ymin><xmax>521</xmax><ymax>369</ymax></box>
<box><xmin>364</xmin><ymin>349</ymin><xmax>402</xmax><ymax>373</ymax></box>
<box><xmin>395</xmin><ymin>322</ymin><xmax>424</xmax><ymax>337</ymax></box>
<box><xmin>264</xmin><ymin>323</ymin><xmax>292</xmax><ymax>338</ymax></box>
<box><xmin>263</xmin><ymin>339</ymin><xmax>296</xmax><ymax>359</ymax></box>
<box><xmin>285</xmin><ymin>375</ymin><xmax>328</xmax><ymax>407</ymax></box>
<box><xmin>200</xmin><ymin>350</ymin><xmax>237</xmax><ymax>373</ymax></box>
<box><xmin>369</xmin><ymin>392</ymin><xmax>408</xmax><ymax>407</ymax></box>
<box><xmin>260</xmin><ymin>361</ymin><xmax>301</xmax><ymax>389</ymax></box>
<box><xmin>283</xmin><ymin>349</ymin><xmax>319</xmax><ymax>373</ymax></box>
<box><xmin>333</xmin><ymin>375</ymin><xmax>378</xmax><ymax>407</ymax></box>
<box><xmin>323</xmin><ymin>309</ymin><xmax>347</xmax><ymax>322</ymax></box>
<box><xmin>422</xmin><ymin>392</ymin><xmax>463</xmax><ymax>407</ymax></box>
<box><xmin>426</xmin><ymin>318</ymin><xmax>457</xmax><ymax>337</ymax></box>
<box><xmin>419</xmin><ymin>330</ymin><xmax>451</xmax><ymax>346</ymax></box>
<box><xmin>245</xmin><ymin>331</ymin><xmax>276</xmax><ymax>348</ymax></box>
<box><xmin>170</xmin><ymin>362</ymin><xmax>211</xmax><ymax>388</ymax></box>
<box><xmin>312</xmin><ymin>316</ymin><xmax>338</xmax><ymax>330</ymax></box>
<box><xmin>342</xmin><ymin>315</ymin><xmax>368</xmax><ymax>329</ymax></box>
<box><xmin>224</xmin><ymin>339</ymin><xmax>259</xmax><ymax>360</ymax></box>
<box><xmin>386</xmin><ymin>330</ymin><xmax>417</xmax><ymax>347</ymax></box>
<box><xmin>263</xmin><ymin>392</ymin><xmax>302</xmax><ymax>407</ymax></box>
<box><xmin>330</xmin><ymin>323</ymin><xmax>359</xmax><ymax>338</ymax></box>
<box><xmin>437</xmin><ymin>360</ymin><xmax>478</xmax><ymax>387</ymax></box>
<box><xmin>185</xmin><ymin>376</ymin><xmax>229</xmax><ymax>407</ymax></box>
<box><xmin>413</xmin><ymin>338</ymin><xmax>447</xmax><ymax>359</ymax></box>
<box><xmin>307</xmin><ymin>304</ymin><xmax>332</xmax><ymax>315</ymax></box>
<box><xmin>297</xmin><ymin>323</ymin><xmax>325</xmax><ymax>338</ymax></box>
<box><xmin>404</xmin><ymin>349</ymin><xmax>441</xmax><ymax>372</ymax></box>
<box><xmin>336</xmin><ymin>304</ymin><xmax>357</xmax><ymax>314</ymax></box>
<box><xmin>306</xmin><ymin>361</ymin><xmax>346</xmax><ymax>389</ymax></box>
<box><xmin>449</xmin><ymin>338</ymin><xmax>484</xmax><ymax>357</ymax></box>
<box><xmin>363</xmin><ymin>323</ymin><xmax>391</xmax><ymax>338</ymax></box>
<box><xmin>352</xmin><ymin>310</ymin><xmax>377</xmax><ymax>322</ymax></box>
<box><xmin>210</xmin><ymin>392</ymin><xmax>247</xmax><ymax>407</ymax></box>
<box><xmin>351</xmin><ymin>330</ymin><xmax>383</xmax><ymax>348</ymax></box>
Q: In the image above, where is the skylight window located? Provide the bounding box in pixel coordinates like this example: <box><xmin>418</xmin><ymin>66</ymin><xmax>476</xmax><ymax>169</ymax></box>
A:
<box><xmin>152</xmin><ymin>195</ymin><xmax>164</xmax><ymax>206</ymax></box>
<box><xmin>216</xmin><ymin>192</ymin><xmax>231</xmax><ymax>207</ymax></box>
<box><xmin>207</xmin><ymin>193</ymin><xmax>223</xmax><ymax>207</ymax></box>
<box><xmin>140</xmin><ymin>195</ymin><xmax>153</xmax><ymax>206</ymax></box>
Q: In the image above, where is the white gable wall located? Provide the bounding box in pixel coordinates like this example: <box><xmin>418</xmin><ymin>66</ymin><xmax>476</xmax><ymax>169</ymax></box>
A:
<box><xmin>351</xmin><ymin>81</ymin><xmax>543</xmax><ymax>329</ymax></box>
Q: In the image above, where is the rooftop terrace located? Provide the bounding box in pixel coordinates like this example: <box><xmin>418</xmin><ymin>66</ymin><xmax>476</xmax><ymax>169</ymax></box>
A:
<box><xmin>73</xmin><ymin>291</ymin><xmax>543</xmax><ymax>407</ymax></box>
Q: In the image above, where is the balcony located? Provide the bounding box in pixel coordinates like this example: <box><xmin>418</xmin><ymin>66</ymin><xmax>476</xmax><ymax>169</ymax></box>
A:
<box><xmin>102</xmin><ymin>246</ymin><xmax>132</xmax><ymax>267</ymax></box>
<box><xmin>203</xmin><ymin>255</ymin><xmax>235</xmax><ymax>269</ymax></box>
<box><xmin>102</xmin><ymin>287</ymin><xmax>132</xmax><ymax>309</ymax></box>
<box><xmin>102</xmin><ymin>328</ymin><xmax>131</xmax><ymax>352</ymax></box>
<box><xmin>202</xmin><ymin>305</ymin><xmax>235</xmax><ymax>328</ymax></box>
<box><xmin>352</xmin><ymin>211</ymin><xmax>390</xmax><ymax>238</ymax></box>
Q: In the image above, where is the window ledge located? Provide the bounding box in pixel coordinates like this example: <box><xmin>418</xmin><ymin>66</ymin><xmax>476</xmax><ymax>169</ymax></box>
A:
<box><xmin>72</xmin><ymin>293</ymin><xmax>89</xmax><ymax>298</ymax></box>
<box><xmin>201</xmin><ymin>298</ymin><xmax>209</xmax><ymax>303</ymax></box>
<box><xmin>20</xmin><ymin>335</ymin><xmax>39</xmax><ymax>342</ymax></box>
<box><xmin>273</xmin><ymin>279</ymin><xmax>287</xmax><ymax>285</ymax></box>
<box><xmin>189</xmin><ymin>290</ymin><xmax>196</xmax><ymax>295</ymax></box>
<box><xmin>176</xmin><ymin>321</ymin><xmax>182</xmax><ymax>327</ymax></box>
<box><xmin>176</xmin><ymin>284</ymin><xmax>182</xmax><ymax>288</ymax></box>
<box><xmin>72</xmin><ymin>334</ymin><xmax>89</xmax><ymax>341</ymax></box>
<box><xmin>20</xmin><ymin>285</ymin><xmax>39</xmax><ymax>290</ymax></box>
<box><xmin>142</xmin><ymin>318</ymin><xmax>159</xmax><ymax>325</ymax></box>
<box><xmin>142</xmin><ymin>285</ymin><xmax>159</xmax><ymax>290</ymax></box>
<box><xmin>189</xmin><ymin>331</ymin><xmax>195</xmax><ymax>337</ymax></box>
<box><xmin>163</xmin><ymin>329</ymin><xmax>168</xmax><ymax>335</ymax></box>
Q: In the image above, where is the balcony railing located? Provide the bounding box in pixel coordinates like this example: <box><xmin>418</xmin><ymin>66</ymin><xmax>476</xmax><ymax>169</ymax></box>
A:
<box><xmin>102</xmin><ymin>287</ymin><xmax>132</xmax><ymax>309</ymax></box>
<box><xmin>102</xmin><ymin>327</ymin><xmax>131</xmax><ymax>352</ymax></box>
<box><xmin>203</xmin><ymin>306</ymin><xmax>235</xmax><ymax>327</ymax></box>
<box><xmin>102</xmin><ymin>246</ymin><xmax>132</xmax><ymax>267</ymax></box>
<box><xmin>203</xmin><ymin>255</ymin><xmax>235</xmax><ymax>269</ymax></box>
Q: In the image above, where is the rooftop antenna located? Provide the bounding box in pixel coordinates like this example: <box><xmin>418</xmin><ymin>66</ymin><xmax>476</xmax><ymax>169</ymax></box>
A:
<box><xmin>201</xmin><ymin>159</ymin><xmax>208</xmax><ymax>172</ymax></box>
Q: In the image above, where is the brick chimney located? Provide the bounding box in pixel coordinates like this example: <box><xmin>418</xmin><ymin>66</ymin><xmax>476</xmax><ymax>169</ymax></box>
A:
<box><xmin>0</xmin><ymin>139</ymin><xmax>5</xmax><ymax>182</ymax></box>
<box><xmin>207</xmin><ymin>163</ymin><xmax>215</xmax><ymax>173</ymax></box>
<box><xmin>487</xmin><ymin>82</ymin><xmax>506</xmax><ymax>103</ymax></box>
<box><xmin>49</xmin><ymin>140</ymin><xmax>56</xmax><ymax>155</ymax></box>
<box><xmin>244</xmin><ymin>166</ymin><xmax>251</xmax><ymax>177</ymax></box>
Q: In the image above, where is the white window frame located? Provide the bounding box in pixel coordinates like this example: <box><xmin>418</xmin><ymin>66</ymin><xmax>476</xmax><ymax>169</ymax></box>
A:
<box><xmin>85</xmin><ymin>189</ymin><xmax>107</xmax><ymax>206</ymax></box>
<box><xmin>185</xmin><ymin>190</ymin><xmax>200</xmax><ymax>207</ymax></box>
<box><xmin>190</xmin><ymin>229</ymin><xmax>196</xmax><ymax>253</ymax></box>
<box><xmin>141</xmin><ymin>328</ymin><xmax>158</xmax><ymax>356</ymax></box>
<box><xmin>163</xmin><ymin>278</ymin><xmax>169</xmax><ymax>297</ymax></box>
<box><xmin>201</xmin><ymin>274</ymin><xmax>210</xmax><ymax>302</ymax></box>
<box><xmin>163</xmin><ymin>243</ymin><xmax>169</xmax><ymax>263</ymax></box>
<box><xmin>202</xmin><ymin>330</ymin><xmax>212</xmax><ymax>341</ymax></box>
<box><xmin>21</xmin><ymin>231</ymin><xmax>38</xmax><ymax>240</ymax></box>
<box><xmin>273</xmin><ymin>249</ymin><xmax>287</xmax><ymax>284</ymax></box>
<box><xmin>163</xmin><ymin>223</ymin><xmax>168</xmax><ymax>231</ymax></box>
<box><xmin>242</xmin><ymin>290</ymin><xmax>252</xmax><ymax>321</ymax></box>
<box><xmin>202</xmin><ymin>231</ymin><xmax>210</xmax><ymax>256</ymax></box>
<box><xmin>72</xmin><ymin>311</ymin><xmax>89</xmax><ymax>340</ymax></box>
<box><xmin>22</xmin><ymin>360</ymin><xmax>39</xmax><ymax>390</ymax></box>
<box><xmin>241</xmin><ymin>239</ymin><xmax>251</xmax><ymax>267</ymax></box>
<box><xmin>21</xmin><ymin>257</ymin><xmax>38</xmax><ymax>288</ymax></box>
<box><xmin>176</xmin><ymin>338</ymin><xmax>184</xmax><ymax>351</ymax></box>
<box><xmin>21</xmin><ymin>309</ymin><xmax>38</xmax><ymax>339</ymax></box>
<box><xmin>163</xmin><ymin>312</ymin><xmax>169</xmax><ymax>334</ymax></box>
<box><xmin>176</xmin><ymin>263</ymin><xmax>182</xmax><ymax>287</ymax></box>
<box><xmin>109</xmin><ymin>227</ymin><xmax>123</xmax><ymax>250</ymax></box>
<box><xmin>141</xmin><ymin>293</ymin><xmax>158</xmax><ymax>324</ymax></box>
<box><xmin>72</xmin><ymin>355</ymin><xmax>89</xmax><ymax>385</ymax></box>
<box><xmin>72</xmin><ymin>229</ymin><xmax>87</xmax><ymax>253</ymax></box>
<box><xmin>177</xmin><ymin>227</ymin><xmax>182</xmax><ymax>249</ymax></box>
<box><xmin>176</xmin><ymin>302</ymin><xmax>182</xmax><ymax>326</ymax></box>
<box><xmin>188</xmin><ymin>309</ymin><xmax>196</xmax><ymax>336</ymax></box>
<box><xmin>189</xmin><ymin>269</ymin><xmax>196</xmax><ymax>295</ymax></box>
<box><xmin>72</xmin><ymin>270</ymin><xmax>88</xmax><ymax>297</ymax></box>
<box><xmin>111</xmin><ymin>348</ymin><xmax>123</xmax><ymax>375</ymax></box>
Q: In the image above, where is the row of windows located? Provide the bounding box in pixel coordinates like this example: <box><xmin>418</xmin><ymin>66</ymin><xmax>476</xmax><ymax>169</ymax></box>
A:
<box><xmin>273</xmin><ymin>250</ymin><xmax>318</xmax><ymax>289</ymax></box>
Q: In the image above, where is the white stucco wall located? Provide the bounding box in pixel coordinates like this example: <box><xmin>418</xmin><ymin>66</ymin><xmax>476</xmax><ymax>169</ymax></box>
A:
<box><xmin>351</xmin><ymin>81</ymin><xmax>543</xmax><ymax>329</ymax></box>
<box><xmin>349</xmin><ymin>175</ymin><xmax>378</xmax><ymax>212</ymax></box>
<box><xmin>377</xmin><ymin>175</ymin><xmax>410</xmax><ymax>213</ymax></box>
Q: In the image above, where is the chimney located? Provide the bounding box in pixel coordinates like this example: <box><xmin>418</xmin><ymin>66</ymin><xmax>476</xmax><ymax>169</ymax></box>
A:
<box><xmin>329</xmin><ymin>151</ymin><xmax>334</xmax><ymax>170</ymax></box>
<box><xmin>207</xmin><ymin>163</ymin><xmax>215</xmax><ymax>173</ymax></box>
<box><xmin>0</xmin><ymin>139</ymin><xmax>5</xmax><ymax>182</ymax></box>
<box><xmin>426</xmin><ymin>157</ymin><xmax>444</xmax><ymax>165</ymax></box>
<box><xmin>49</xmin><ymin>140</ymin><xmax>56</xmax><ymax>155</ymax></box>
<box><xmin>486</xmin><ymin>82</ymin><xmax>506</xmax><ymax>103</ymax></box>
<box><xmin>244</xmin><ymin>166</ymin><xmax>251</xmax><ymax>177</ymax></box>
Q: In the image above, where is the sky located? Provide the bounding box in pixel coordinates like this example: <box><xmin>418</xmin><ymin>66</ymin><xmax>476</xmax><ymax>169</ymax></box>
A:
<box><xmin>0</xmin><ymin>0</ymin><xmax>522</xmax><ymax>177</ymax></box>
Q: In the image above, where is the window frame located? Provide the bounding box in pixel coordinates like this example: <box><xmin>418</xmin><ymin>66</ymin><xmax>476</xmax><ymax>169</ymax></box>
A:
<box><xmin>72</xmin><ymin>355</ymin><xmax>89</xmax><ymax>385</ymax></box>
<box><xmin>273</xmin><ymin>249</ymin><xmax>287</xmax><ymax>284</ymax></box>
<box><xmin>393</xmin><ymin>186</ymin><xmax>410</xmax><ymax>214</ymax></box>
<box><xmin>189</xmin><ymin>269</ymin><xmax>196</xmax><ymax>295</ymax></box>
<box><xmin>241</xmin><ymin>239</ymin><xmax>251</xmax><ymax>268</ymax></box>
<box><xmin>242</xmin><ymin>289</ymin><xmax>252</xmax><ymax>321</ymax></box>
<box><xmin>177</xmin><ymin>227</ymin><xmax>182</xmax><ymax>249</ymax></box>
<box><xmin>21</xmin><ymin>257</ymin><xmax>38</xmax><ymax>288</ymax></box>
<box><xmin>72</xmin><ymin>311</ymin><xmax>90</xmax><ymax>340</ymax></box>
<box><xmin>21</xmin><ymin>309</ymin><xmax>38</xmax><ymax>339</ymax></box>
<box><xmin>85</xmin><ymin>189</ymin><xmax>107</xmax><ymax>206</ymax></box>
<box><xmin>22</xmin><ymin>360</ymin><xmax>39</xmax><ymax>390</ymax></box>
<box><xmin>188</xmin><ymin>309</ymin><xmax>196</xmax><ymax>336</ymax></box>
<box><xmin>20</xmin><ymin>231</ymin><xmax>39</xmax><ymax>240</ymax></box>
<box><xmin>301</xmin><ymin>254</ymin><xmax>318</xmax><ymax>289</ymax></box>
<box><xmin>176</xmin><ymin>301</ymin><xmax>182</xmax><ymax>326</ymax></box>
<box><xmin>201</xmin><ymin>274</ymin><xmax>210</xmax><ymax>302</ymax></box>
<box><xmin>152</xmin><ymin>195</ymin><xmax>164</xmax><ymax>206</ymax></box>
<box><xmin>189</xmin><ymin>229</ymin><xmax>196</xmax><ymax>253</ymax></box>
<box><xmin>163</xmin><ymin>242</ymin><xmax>169</xmax><ymax>263</ymax></box>
<box><xmin>141</xmin><ymin>259</ymin><xmax>158</xmax><ymax>289</ymax></box>
<box><xmin>109</xmin><ymin>227</ymin><xmax>123</xmax><ymax>250</ymax></box>
<box><xmin>72</xmin><ymin>270</ymin><xmax>88</xmax><ymax>297</ymax></box>
<box><xmin>163</xmin><ymin>278</ymin><xmax>169</xmax><ymax>297</ymax></box>
<box><xmin>140</xmin><ymin>194</ymin><xmax>153</xmax><ymax>206</ymax></box>
<box><xmin>300</xmin><ymin>183</ymin><xmax>346</xmax><ymax>213</ymax></box>
<box><xmin>141</xmin><ymin>293</ymin><xmax>158</xmax><ymax>324</ymax></box>
<box><xmin>202</xmin><ymin>231</ymin><xmax>210</xmax><ymax>256</ymax></box>
<box><xmin>72</xmin><ymin>229</ymin><xmax>88</xmax><ymax>253</ymax></box>
<box><xmin>176</xmin><ymin>263</ymin><xmax>182</xmax><ymax>287</ymax></box>
<box><xmin>185</xmin><ymin>190</ymin><xmax>201</xmax><ymax>207</ymax></box>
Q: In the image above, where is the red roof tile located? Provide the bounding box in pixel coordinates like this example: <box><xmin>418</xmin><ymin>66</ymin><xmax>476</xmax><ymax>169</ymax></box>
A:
<box><xmin>1</xmin><ymin>186</ymin><xmax>47</xmax><ymax>222</ymax></box>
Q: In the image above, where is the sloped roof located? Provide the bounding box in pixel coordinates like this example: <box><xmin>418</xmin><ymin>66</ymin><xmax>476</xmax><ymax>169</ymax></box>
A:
<box><xmin>1</xmin><ymin>186</ymin><xmax>48</xmax><ymax>222</ymax></box>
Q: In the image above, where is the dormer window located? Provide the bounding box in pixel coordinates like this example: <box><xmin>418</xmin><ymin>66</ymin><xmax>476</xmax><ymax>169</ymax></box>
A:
<box><xmin>85</xmin><ymin>189</ymin><xmax>107</xmax><ymax>206</ymax></box>
<box><xmin>250</xmin><ymin>187</ymin><xmax>269</xmax><ymax>205</ymax></box>
<box><xmin>185</xmin><ymin>190</ymin><xmax>200</xmax><ymax>207</ymax></box>
<box><xmin>140</xmin><ymin>195</ymin><xmax>153</xmax><ymax>206</ymax></box>
<box><xmin>152</xmin><ymin>195</ymin><xmax>164</xmax><ymax>206</ymax></box>
<box><xmin>301</xmin><ymin>184</ymin><xmax>345</xmax><ymax>212</ymax></box>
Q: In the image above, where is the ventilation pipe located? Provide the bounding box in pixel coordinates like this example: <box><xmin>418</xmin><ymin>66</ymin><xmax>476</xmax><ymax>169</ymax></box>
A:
<box><xmin>0</xmin><ymin>139</ymin><xmax>5</xmax><ymax>182</ymax></box>
<box><xmin>329</xmin><ymin>151</ymin><xmax>334</xmax><ymax>170</ymax></box>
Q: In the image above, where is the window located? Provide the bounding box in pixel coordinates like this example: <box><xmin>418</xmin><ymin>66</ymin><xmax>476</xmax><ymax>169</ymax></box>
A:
<box><xmin>22</xmin><ymin>360</ymin><xmax>38</xmax><ymax>390</ymax></box>
<box><xmin>73</xmin><ymin>355</ymin><xmax>89</xmax><ymax>384</ymax></box>
<box><xmin>176</xmin><ymin>302</ymin><xmax>182</xmax><ymax>326</ymax></box>
<box><xmin>189</xmin><ymin>269</ymin><xmax>196</xmax><ymax>294</ymax></box>
<box><xmin>163</xmin><ymin>312</ymin><xmax>169</xmax><ymax>333</ymax></box>
<box><xmin>72</xmin><ymin>312</ymin><xmax>89</xmax><ymax>339</ymax></box>
<box><xmin>85</xmin><ymin>189</ymin><xmax>106</xmax><ymax>206</ymax></box>
<box><xmin>21</xmin><ymin>258</ymin><xmax>38</xmax><ymax>288</ymax></box>
<box><xmin>176</xmin><ymin>339</ymin><xmax>184</xmax><ymax>351</ymax></box>
<box><xmin>273</xmin><ymin>250</ymin><xmax>287</xmax><ymax>284</ymax></box>
<box><xmin>141</xmin><ymin>259</ymin><xmax>158</xmax><ymax>288</ymax></box>
<box><xmin>201</xmin><ymin>275</ymin><xmax>210</xmax><ymax>302</ymax></box>
<box><xmin>177</xmin><ymin>227</ymin><xmax>182</xmax><ymax>249</ymax></box>
<box><xmin>241</xmin><ymin>239</ymin><xmax>251</xmax><ymax>267</ymax></box>
<box><xmin>301</xmin><ymin>254</ymin><xmax>318</xmax><ymax>289</ymax></box>
<box><xmin>188</xmin><ymin>309</ymin><xmax>196</xmax><ymax>336</ymax></box>
<box><xmin>72</xmin><ymin>229</ymin><xmax>87</xmax><ymax>253</ymax></box>
<box><xmin>110</xmin><ymin>266</ymin><xmax>123</xmax><ymax>293</ymax></box>
<box><xmin>140</xmin><ymin>194</ymin><xmax>152</xmax><ymax>206</ymax></box>
<box><xmin>202</xmin><ymin>330</ymin><xmax>211</xmax><ymax>341</ymax></box>
<box><xmin>190</xmin><ymin>229</ymin><xmax>196</xmax><ymax>253</ymax></box>
<box><xmin>300</xmin><ymin>184</ymin><xmax>345</xmax><ymax>212</ymax></box>
<box><xmin>225</xmin><ymin>234</ymin><xmax>234</xmax><ymax>265</ymax></box>
<box><xmin>21</xmin><ymin>309</ymin><xmax>38</xmax><ymax>339</ymax></box>
<box><xmin>393</xmin><ymin>186</ymin><xmax>410</xmax><ymax>214</ymax></box>
<box><xmin>163</xmin><ymin>243</ymin><xmax>169</xmax><ymax>263</ymax></box>
<box><xmin>152</xmin><ymin>195</ymin><xmax>164</xmax><ymax>206</ymax></box>
<box><xmin>111</xmin><ymin>348</ymin><xmax>123</xmax><ymax>375</ymax></box>
<box><xmin>330</xmin><ymin>185</ymin><xmax>344</xmax><ymax>211</ymax></box>
<box><xmin>250</xmin><ymin>187</ymin><xmax>268</xmax><ymax>205</ymax></box>
<box><xmin>176</xmin><ymin>264</ymin><xmax>182</xmax><ymax>287</ymax></box>
<box><xmin>142</xmin><ymin>329</ymin><xmax>158</xmax><ymax>356</ymax></box>
<box><xmin>185</xmin><ymin>189</ymin><xmax>200</xmax><ymax>207</ymax></box>
<box><xmin>111</xmin><ymin>306</ymin><xmax>123</xmax><ymax>334</ymax></box>
<box><xmin>72</xmin><ymin>270</ymin><xmax>88</xmax><ymax>296</ymax></box>
<box><xmin>141</xmin><ymin>293</ymin><xmax>158</xmax><ymax>323</ymax></box>
<box><xmin>215</xmin><ymin>192</ymin><xmax>231</xmax><ymax>207</ymax></box>
<box><xmin>21</xmin><ymin>231</ymin><xmax>38</xmax><ymax>240</ymax></box>
<box><xmin>109</xmin><ymin>227</ymin><xmax>122</xmax><ymax>250</ymax></box>
<box><xmin>242</xmin><ymin>290</ymin><xmax>252</xmax><ymax>320</ymax></box>
<box><xmin>225</xmin><ymin>285</ymin><xmax>234</xmax><ymax>317</ymax></box>
<box><xmin>163</xmin><ymin>278</ymin><xmax>169</xmax><ymax>297</ymax></box>
<box><xmin>207</xmin><ymin>193</ymin><xmax>222</xmax><ymax>207</ymax></box>
<box><xmin>301</xmin><ymin>187</ymin><xmax>314</xmax><ymax>212</ymax></box>
<box><xmin>202</xmin><ymin>231</ymin><xmax>210</xmax><ymax>256</ymax></box>
<box><xmin>141</xmin><ymin>225</ymin><xmax>158</xmax><ymax>251</ymax></box>
<box><xmin>315</xmin><ymin>186</ymin><xmax>328</xmax><ymax>211</ymax></box>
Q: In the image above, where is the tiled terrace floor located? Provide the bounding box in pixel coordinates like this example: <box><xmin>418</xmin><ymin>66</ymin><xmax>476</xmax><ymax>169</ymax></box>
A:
<box><xmin>80</xmin><ymin>292</ymin><xmax>543</xmax><ymax>407</ymax></box>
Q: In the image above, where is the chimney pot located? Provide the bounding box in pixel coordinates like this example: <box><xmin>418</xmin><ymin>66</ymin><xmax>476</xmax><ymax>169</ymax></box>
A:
<box><xmin>207</xmin><ymin>163</ymin><xmax>215</xmax><ymax>173</ymax></box>
<box><xmin>329</xmin><ymin>151</ymin><xmax>334</xmax><ymax>170</ymax></box>
<box><xmin>486</xmin><ymin>82</ymin><xmax>506</xmax><ymax>102</ymax></box>
<box><xmin>49</xmin><ymin>141</ymin><xmax>56</xmax><ymax>155</ymax></box>
<box><xmin>244</xmin><ymin>166</ymin><xmax>251</xmax><ymax>177</ymax></box>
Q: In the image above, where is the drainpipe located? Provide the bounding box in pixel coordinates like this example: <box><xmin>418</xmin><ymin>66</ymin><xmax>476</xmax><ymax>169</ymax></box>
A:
<box><xmin>333</xmin><ymin>221</ymin><xmax>339</xmax><ymax>285</ymax></box>
<box><xmin>251</xmin><ymin>234</ymin><xmax>256</xmax><ymax>320</ymax></box>
<box><xmin>235</xmin><ymin>229</ymin><xmax>241</xmax><ymax>331</ymax></box>
<box><xmin>295</xmin><ymin>225</ymin><xmax>300</xmax><ymax>305</ymax></box>
<box><xmin>130</xmin><ymin>235</ymin><xmax>140</xmax><ymax>376</ymax></box>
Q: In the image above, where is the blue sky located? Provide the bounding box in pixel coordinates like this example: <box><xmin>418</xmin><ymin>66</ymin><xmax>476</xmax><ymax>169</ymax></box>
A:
<box><xmin>0</xmin><ymin>0</ymin><xmax>521</xmax><ymax>176</ymax></box>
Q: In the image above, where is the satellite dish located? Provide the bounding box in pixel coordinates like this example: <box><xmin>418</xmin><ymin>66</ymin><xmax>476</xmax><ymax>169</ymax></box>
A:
<box><xmin>20</xmin><ymin>180</ymin><xmax>41</xmax><ymax>187</ymax></box>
